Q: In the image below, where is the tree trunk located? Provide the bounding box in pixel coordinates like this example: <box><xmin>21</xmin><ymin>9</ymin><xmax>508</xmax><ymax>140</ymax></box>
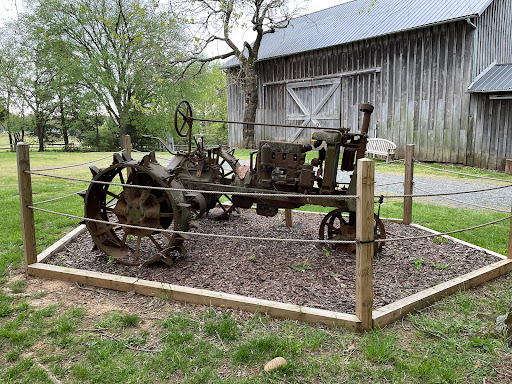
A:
<box><xmin>59</xmin><ymin>96</ymin><xmax>69</xmax><ymax>147</ymax></box>
<box><xmin>241</xmin><ymin>65</ymin><xmax>258</xmax><ymax>149</ymax></box>
<box><xmin>119</xmin><ymin>109</ymin><xmax>128</xmax><ymax>150</ymax></box>
<box><xmin>8</xmin><ymin>133</ymin><xmax>13</xmax><ymax>151</ymax></box>
<box><xmin>35</xmin><ymin>110</ymin><xmax>44</xmax><ymax>152</ymax></box>
<box><xmin>37</xmin><ymin>121</ymin><xmax>44</xmax><ymax>152</ymax></box>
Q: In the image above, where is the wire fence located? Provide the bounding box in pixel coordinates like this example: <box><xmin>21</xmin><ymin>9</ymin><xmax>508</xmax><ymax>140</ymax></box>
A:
<box><xmin>27</xmin><ymin>171</ymin><xmax>359</xmax><ymax>200</ymax></box>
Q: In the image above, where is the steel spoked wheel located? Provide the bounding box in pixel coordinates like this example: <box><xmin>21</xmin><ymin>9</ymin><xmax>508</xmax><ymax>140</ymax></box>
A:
<box><xmin>319</xmin><ymin>209</ymin><xmax>386</xmax><ymax>255</ymax></box>
<box><xmin>319</xmin><ymin>209</ymin><xmax>357</xmax><ymax>253</ymax></box>
<box><xmin>84</xmin><ymin>160</ymin><xmax>190</xmax><ymax>266</ymax></box>
<box><xmin>174</xmin><ymin>99</ymin><xmax>193</xmax><ymax>138</ymax></box>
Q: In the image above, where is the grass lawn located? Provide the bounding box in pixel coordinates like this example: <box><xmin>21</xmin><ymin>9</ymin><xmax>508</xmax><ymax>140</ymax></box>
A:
<box><xmin>0</xmin><ymin>149</ymin><xmax>511</xmax><ymax>383</ymax></box>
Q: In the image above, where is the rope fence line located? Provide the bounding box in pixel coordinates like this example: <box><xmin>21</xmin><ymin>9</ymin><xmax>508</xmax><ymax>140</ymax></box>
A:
<box><xmin>415</xmin><ymin>186</ymin><xmax>510</xmax><ymax>213</ymax></box>
<box><xmin>27</xmin><ymin>206</ymin><xmax>511</xmax><ymax>245</ymax></box>
<box><xmin>26</xmin><ymin>171</ymin><xmax>359</xmax><ymax>200</ymax></box>
<box><xmin>30</xmin><ymin>154</ymin><xmax>114</xmax><ymax>172</ymax></box>
<box><xmin>27</xmin><ymin>206</ymin><xmax>358</xmax><ymax>245</ymax></box>
<box><xmin>17</xmin><ymin>146</ymin><xmax>512</xmax><ymax>246</ymax></box>
<box><xmin>25</xmin><ymin>171</ymin><xmax>512</xmax><ymax>201</ymax></box>
<box><xmin>414</xmin><ymin>161</ymin><xmax>512</xmax><ymax>184</ymax></box>
<box><xmin>32</xmin><ymin>189</ymin><xmax>87</xmax><ymax>206</ymax></box>
<box><xmin>382</xmin><ymin>183</ymin><xmax>512</xmax><ymax>199</ymax></box>
<box><xmin>375</xmin><ymin>159</ymin><xmax>404</xmax><ymax>166</ymax></box>
<box><xmin>376</xmin><ymin>215</ymin><xmax>511</xmax><ymax>243</ymax></box>
<box><xmin>375</xmin><ymin>182</ymin><xmax>403</xmax><ymax>187</ymax></box>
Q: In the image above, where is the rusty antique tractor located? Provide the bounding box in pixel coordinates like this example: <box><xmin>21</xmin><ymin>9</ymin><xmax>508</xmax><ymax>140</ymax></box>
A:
<box><xmin>84</xmin><ymin>101</ymin><xmax>385</xmax><ymax>266</ymax></box>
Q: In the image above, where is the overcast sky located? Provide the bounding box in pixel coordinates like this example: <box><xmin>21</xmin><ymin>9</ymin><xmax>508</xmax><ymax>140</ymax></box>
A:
<box><xmin>306</xmin><ymin>0</ymin><xmax>352</xmax><ymax>13</ymax></box>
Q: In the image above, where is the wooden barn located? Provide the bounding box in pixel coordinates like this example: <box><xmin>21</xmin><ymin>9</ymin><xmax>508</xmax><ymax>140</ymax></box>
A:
<box><xmin>225</xmin><ymin>0</ymin><xmax>512</xmax><ymax>170</ymax></box>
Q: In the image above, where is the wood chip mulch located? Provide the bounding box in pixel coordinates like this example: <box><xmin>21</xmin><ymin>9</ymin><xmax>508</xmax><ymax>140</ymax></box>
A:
<box><xmin>45</xmin><ymin>210</ymin><xmax>501</xmax><ymax>314</ymax></box>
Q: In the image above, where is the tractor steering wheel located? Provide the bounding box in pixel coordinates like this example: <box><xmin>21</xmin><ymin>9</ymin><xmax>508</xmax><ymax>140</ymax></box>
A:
<box><xmin>174</xmin><ymin>100</ymin><xmax>194</xmax><ymax>138</ymax></box>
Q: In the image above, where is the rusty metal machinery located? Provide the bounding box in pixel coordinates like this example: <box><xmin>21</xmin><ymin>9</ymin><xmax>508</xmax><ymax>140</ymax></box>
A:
<box><xmin>83</xmin><ymin>100</ymin><xmax>385</xmax><ymax>266</ymax></box>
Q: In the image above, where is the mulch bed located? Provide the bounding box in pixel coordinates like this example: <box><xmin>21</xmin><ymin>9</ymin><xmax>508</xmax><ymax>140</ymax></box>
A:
<box><xmin>44</xmin><ymin>210</ymin><xmax>501</xmax><ymax>314</ymax></box>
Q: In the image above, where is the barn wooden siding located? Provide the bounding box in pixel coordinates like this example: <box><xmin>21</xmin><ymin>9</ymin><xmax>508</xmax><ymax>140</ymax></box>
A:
<box><xmin>468</xmin><ymin>96</ymin><xmax>512</xmax><ymax>170</ymax></box>
<box><xmin>227</xmin><ymin>7</ymin><xmax>512</xmax><ymax>170</ymax></box>
<box><xmin>228</xmin><ymin>20</ymin><xmax>474</xmax><ymax>163</ymax></box>
<box><xmin>468</xmin><ymin>0</ymin><xmax>512</xmax><ymax>170</ymax></box>
<box><xmin>475</xmin><ymin>0</ymin><xmax>512</xmax><ymax>75</ymax></box>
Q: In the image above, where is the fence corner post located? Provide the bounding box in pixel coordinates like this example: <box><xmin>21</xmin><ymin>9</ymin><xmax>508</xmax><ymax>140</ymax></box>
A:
<box><xmin>356</xmin><ymin>158</ymin><xmax>375</xmax><ymax>330</ymax></box>
<box><xmin>16</xmin><ymin>143</ymin><xmax>37</xmax><ymax>273</ymax></box>
<box><xmin>403</xmin><ymin>144</ymin><xmax>415</xmax><ymax>225</ymax></box>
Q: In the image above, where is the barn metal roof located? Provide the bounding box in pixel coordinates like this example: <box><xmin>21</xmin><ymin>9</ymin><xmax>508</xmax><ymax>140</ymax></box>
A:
<box><xmin>468</xmin><ymin>63</ymin><xmax>512</xmax><ymax>93</ymax></box>
<box><xmin>224</xmin><ymin>0</ymin><xmax>493</xmax><ymax>67</ymax></box>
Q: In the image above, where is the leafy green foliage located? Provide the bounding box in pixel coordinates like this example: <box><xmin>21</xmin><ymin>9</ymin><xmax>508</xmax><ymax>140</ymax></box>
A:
<box><xmin>0</xmin><ymin>0</ymin><xmax>228</xmax><ymax>151</ymax></box>
<box><xmin>411</xmin><ymin>258</ymin><xmax>425</xmax><ymax>270</ymax></box>
<box><xmin>290</xmin><ymin>259</ymin><xmax>312</xmax><ymax>272</ymax></box>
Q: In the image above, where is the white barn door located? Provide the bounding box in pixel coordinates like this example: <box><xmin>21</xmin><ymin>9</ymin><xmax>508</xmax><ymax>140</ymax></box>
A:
<box><xmin>286</xmin><ymin>78</ymin><xmax>341</xmax><ymax>142</ymax></box>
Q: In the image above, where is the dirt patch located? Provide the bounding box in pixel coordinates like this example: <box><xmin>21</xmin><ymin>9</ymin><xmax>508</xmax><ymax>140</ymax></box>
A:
<box><xmin>18</xmin><ymin>271</ymin><xmax>193</xmax><ymax>321</ymax></box>
<box><xmin>44</xmin><ymin>210</ymin><xmax>502</xmax><ymax>314</ymax></box>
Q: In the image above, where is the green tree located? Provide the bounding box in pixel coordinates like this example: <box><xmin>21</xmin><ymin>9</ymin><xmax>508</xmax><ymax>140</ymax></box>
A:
<box><xmin>0</xmin><ymin>17</ymin><xmax>59</xmax><ymax>152</ymax></box>
<box><xmin>32</xmin><ymin>0</ymin><xmax>189</xmax><ymax>149</ymax></box>
<box><xmin>142</xmin><ymin>62</ymin><xmax>228</xmax><ymax>148</ymax></box>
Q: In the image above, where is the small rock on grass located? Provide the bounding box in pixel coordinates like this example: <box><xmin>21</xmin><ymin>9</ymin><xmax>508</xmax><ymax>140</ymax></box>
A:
<box><xmin>264</xmin><ymin>357</ymin><xmax>287</xmax><ymax>372</ymax></box>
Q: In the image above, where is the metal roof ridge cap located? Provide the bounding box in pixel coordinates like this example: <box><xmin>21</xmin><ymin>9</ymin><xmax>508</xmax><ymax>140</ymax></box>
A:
<box><xmin>468</xmin><ymin>61</ymin><xmax>497</xmax><ymax>91</ymax></box>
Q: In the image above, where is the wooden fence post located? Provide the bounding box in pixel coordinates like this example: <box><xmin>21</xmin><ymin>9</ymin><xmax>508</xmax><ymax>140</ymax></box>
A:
<box><xmin>17</xmin><ymin>143</ymin><xmax>37</xmax><ymax>272</ymax></box>
<box><xmin>125</xmin><ymin>135</ymin><xmax>132</xmax><ymax>157</ymax></box>
<box><xmin>125</xmin><ymin>135</ymin><xmax>132</xmax><ymax>177</ymax></box>
<box><xmin>508</xmin><ymin>202</ymin><xmax>512</xmax><ymax>259</ymax></box>
<box><xmin>356</xmin><ymin>158</ymin><xmax>375</xmax><ymax>330</ymax></box>
<box><xmin>285</xmin><ymin>209</ymin><xmax>293</xmax><ymax>227</ymax></box>
<box><xmin>403</xmin><ymin>144</ymin><xmax>415</xmax><ymax>225</ymax></box>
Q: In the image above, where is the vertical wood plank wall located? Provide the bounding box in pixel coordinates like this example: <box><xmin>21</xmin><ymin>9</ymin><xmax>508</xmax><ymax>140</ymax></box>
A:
<box><xmin>475</xmin><ymin>0</ymin><xmax>512</xmax><ymax>75</ymax></box>
<box><xmin>227</xmin><ymin>13</ymin><xmax>512</xmax><ymax>170</ymax></box>
<box><xmin>469</xmin><ymin>0</ymin><xmax>512</xmax><ymax>171</ymax></box>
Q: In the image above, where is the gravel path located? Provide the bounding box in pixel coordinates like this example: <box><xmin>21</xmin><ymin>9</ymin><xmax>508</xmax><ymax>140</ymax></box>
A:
<box><xmin>373</xmin><ymin>171</ymin><xmax>512</xmax><ymax>212</ymax></box>
<box><xmin>334</xmin><ymin>166</ymin><xmax>511</xmax><ymax>212</ymax></box>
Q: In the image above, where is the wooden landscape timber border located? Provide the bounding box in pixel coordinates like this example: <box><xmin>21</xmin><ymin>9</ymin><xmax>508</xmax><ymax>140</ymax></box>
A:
<box><xmin>16</xmin><ymin>142</ymin><xmax>512</xmax><ymax>330</ymax></box>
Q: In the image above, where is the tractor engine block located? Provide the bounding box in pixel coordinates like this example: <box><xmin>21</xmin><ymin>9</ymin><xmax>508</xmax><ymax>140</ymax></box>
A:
<box><xmin>256</xmin><ymin>140</ymin><xmax>314</xmax><ymax>193</ymax></box>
